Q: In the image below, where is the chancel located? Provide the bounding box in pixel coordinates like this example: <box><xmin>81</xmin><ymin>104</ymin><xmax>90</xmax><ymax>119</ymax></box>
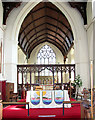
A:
<box><xmin>0</xmin><ymin>0</ymin><xmax>95</xmax><ymax>120</ymax></box>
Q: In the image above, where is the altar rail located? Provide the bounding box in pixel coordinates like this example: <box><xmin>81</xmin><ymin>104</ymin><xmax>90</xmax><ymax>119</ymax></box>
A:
<box><xmin>17</xmin><ymin>64</ymin><xmax>75</xmax><ymax>98</ymax></box>
<box><xmin>2</xmin><ymin>101</ymin><xmax>29</xmax><ymax>118</ymax></box>
<box><xmin>63</xmin><ymin>101</ymin><xmax>82</xmax><ymax>118</ymax></box>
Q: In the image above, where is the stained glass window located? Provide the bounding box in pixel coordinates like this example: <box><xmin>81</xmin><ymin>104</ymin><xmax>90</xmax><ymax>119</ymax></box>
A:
<box><xmin>37</xmin><ymin>45</ymin><xmax>56</xmax><ymax>76</ymax></box>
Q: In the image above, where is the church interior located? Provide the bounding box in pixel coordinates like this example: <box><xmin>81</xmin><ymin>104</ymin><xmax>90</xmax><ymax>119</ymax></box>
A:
<box><xmin>0</xmin><ymin>0</ymin><xmax>95</xmax><ymax>119</ymax></box>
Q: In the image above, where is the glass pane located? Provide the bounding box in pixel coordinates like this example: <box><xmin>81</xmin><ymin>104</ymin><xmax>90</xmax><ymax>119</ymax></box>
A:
<box><xmin>37</xmin><ymin>45</ymin><xmax>56</xmax><ymax>76</ymax></box>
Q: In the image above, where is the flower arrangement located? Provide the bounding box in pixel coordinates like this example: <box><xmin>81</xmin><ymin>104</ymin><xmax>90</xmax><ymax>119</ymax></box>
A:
<box><xmin>73</xmin><ymin>74</ymin><xmax>82</xmax><ymax>87</ymax></box>
<box><xmin>72</xmin><ymin>74</ymin><xmax>82</xmax><ymax>98</ymax></box>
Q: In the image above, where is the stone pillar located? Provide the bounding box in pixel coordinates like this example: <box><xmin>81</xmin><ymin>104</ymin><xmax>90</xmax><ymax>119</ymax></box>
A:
<box><xmin>0</xmin><ymin>1</ymin><xmax>6</xmax><ymax>81</ymax></box>
<box><xmin>92</xmin><ymin>0</ymin><xmax>95</xmax><ymax>87</ymax></box>
<box><xmin>93</xmin><ymin>21</ymin><xmax>95</xmax><ymax>87</ymax></box>
<box><xmin>0</xmin><ymin>24</ymin><xmax>6</xmax><ymax>82</ymax></box>
<box><xmin>75</xmin><ymin>39</ymin><xmax>90</xmax><ymax>90</ymax></box>
<box><xmin>87</xmin><ymin>1</ymin><xmax>94</xmax><ymax>88</ymax></box>
<box><xmin>4</xmin><ymin>34</ymin><xmax>18</xmax><ymax>93</ymax></box>
<box><xmin>3</xmin><ymin>23</ymin><xmax>18</xmax><ymax>93</ymax></box>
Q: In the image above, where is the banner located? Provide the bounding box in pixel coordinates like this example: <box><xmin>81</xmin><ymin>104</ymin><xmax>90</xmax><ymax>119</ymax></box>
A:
<box><xmin>54</xmin><ymin>90</ymin><xmax>64</xmax><ymax>104</ymax></box>
<box><xmin>42</xmin><ymin>91</ymin><xmax>52</xmax><ymax>104</ymax></box>
<box><xmin>31</xmin><ymin>91</ymin><xmax>40</xmax><ymax>105</ymax></box>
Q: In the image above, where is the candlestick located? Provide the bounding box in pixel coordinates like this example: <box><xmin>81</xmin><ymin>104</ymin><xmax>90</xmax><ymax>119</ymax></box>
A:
<box><xmin>90</xmin><ymin>60</ymin><xmax>93</xmax><ymax>119</ymax></box>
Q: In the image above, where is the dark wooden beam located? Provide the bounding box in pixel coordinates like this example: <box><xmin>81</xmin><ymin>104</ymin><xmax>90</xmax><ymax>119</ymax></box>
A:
<box><xmin>19</xmin><ymin>22</ymin><xmax>46</xmax><ymax>43</ymax></box>
<box><xmin>26</xmin><ymin>33</ymin><xmax>67</xmax><ymax>53</ymax></box>
<box><xmin>19</xmin><ymin>15</ymin><xmax>72</xmax><ymax>38</ymax></box>
<box><xmin>22</xmin><ymin>22</ymin><xmax>72</xmax><ymax>51</ymax></box>
<box><xmin>54</xmin><ymin>11</ymin><xmax>60</xmax><ymax>41</ymax></box>
<box><xmin>3</xmin><ymin>2</ymin><xmax>21</xmax><ymax>25</ymax></box>
<box><xmin>27</xmin><ymin>37</ymin><xmax>65</xmax><ymax>58</ymax></box>
<box><xmin>23</xmin><ymin>28</ymin><xmax>69</xmax><ymax>50</ymax></box>
<box><xmin>45</xmin><ymin>2</ymin><xmax>47</xmax><ymax>41</ymax></box>
<box><xmin>25</xmin><ymin>4</ymin><xmax>66</xmax><ymax>21</ymax></box>
<box><xmin>30</xmin><ymin>12</ymin><xmax>38</xmax><ymax>41</ymax></box>
<box><xmin>69</xmin><ymin>2</ymin><xmax>87</xmax><ymax>25</ymax></box>
<box><xmin>20</xmin><ymin>26</ymin><xmax>29</xmax><ymax>46</ymax></box>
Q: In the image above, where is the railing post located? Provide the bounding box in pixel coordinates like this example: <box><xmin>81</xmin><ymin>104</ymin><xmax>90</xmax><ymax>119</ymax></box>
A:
<box><xmin>30</xmin><ymin>71</ymin><xmax>32</xmax><ymax>89</ymax></box>
<box><xmin>53</xmin><ymin>68</ymin><xmax>54</xmax><ymax>90</ymax></box>
<box><xmin>28</xmin><ymin>103</ymin><xmax>29</xmax><ymax>116</ymax></box>
<box><xmin>17</xmin><ymin>66</ymin><xmax>19</xmax><ymax>93</ymax></box>
<box><xmin>63</xmin><ymin>102</ymin><xmax>64</xmax><ymax>115</ymax></box>
<box><xmin>61</xmin><ymin>67</ymin><xmax>63</xmax><ymax>90</ymax></box>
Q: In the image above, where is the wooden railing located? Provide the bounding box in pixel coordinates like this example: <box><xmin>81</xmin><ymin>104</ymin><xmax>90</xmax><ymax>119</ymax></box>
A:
<box><xmin>63</xmin><ymin>101</ymin><xmax>82</xmax><ymax>118</ymax></box>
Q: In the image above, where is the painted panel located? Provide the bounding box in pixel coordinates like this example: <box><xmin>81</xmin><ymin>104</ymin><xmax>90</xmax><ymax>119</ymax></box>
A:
<box><xmin>42</xmin><ymin>91</ymin><xmax>52</xmax><ymax>104</ymax></box>
<box><xmin>31</xmin><ymin>91</ymin><xmax>40</xmax><ymax>105</ymax></box>
<box><xmin>54</xmin><ymin>90</ymin><xmax>64</xmax><ymax>104</ymax></box>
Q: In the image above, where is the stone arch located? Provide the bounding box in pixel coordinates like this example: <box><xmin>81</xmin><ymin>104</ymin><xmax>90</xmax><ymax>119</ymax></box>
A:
<box><xmin>4</xmin><ymin>1</ymin><xmax>90</xmax><ymax>92</ymax></box>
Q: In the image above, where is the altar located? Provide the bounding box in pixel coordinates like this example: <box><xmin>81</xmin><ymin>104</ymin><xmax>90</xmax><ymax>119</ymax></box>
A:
<box><xmin>26</xmin><ymin>90</ymin><xmax>71</xmax><ymax>108</ymax></box>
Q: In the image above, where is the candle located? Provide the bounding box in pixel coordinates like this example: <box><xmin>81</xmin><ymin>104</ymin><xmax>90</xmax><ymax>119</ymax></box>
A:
<box><xmin>90</xmin><ymin>60</ymin><xmax>93</xmax><ymax>119</ymax></box>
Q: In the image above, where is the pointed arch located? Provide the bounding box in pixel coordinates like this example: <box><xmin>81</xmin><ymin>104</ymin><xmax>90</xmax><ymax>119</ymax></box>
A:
<box><xmin>37</xmin><ymin>44</ymin><xmax>56</xmax><ymax>64</ymax></box>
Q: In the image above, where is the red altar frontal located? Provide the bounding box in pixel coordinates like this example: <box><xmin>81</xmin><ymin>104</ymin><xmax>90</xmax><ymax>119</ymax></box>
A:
<box><xmin>26</xmin><ymin>90</ymin><xmax>71</xmax><ymax>109</ymax></box>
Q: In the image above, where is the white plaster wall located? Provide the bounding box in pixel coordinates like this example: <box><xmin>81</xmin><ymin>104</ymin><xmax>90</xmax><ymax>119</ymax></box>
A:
<box><xmin>28</xmin><ymin>42</ymin><xmax>64</xmax><ymax>64</ymax></box>
<box><xmin>65</xmin><ymin>47</ymin><xmax>75</xmax><ymax>83</ymax></box>
<box><xmin>93</xmin><ymin>21</ymin><xmax>95</xmax><ymax>87</ymax></box>
<box><xmin>66</xmin><ymin>47</ymin><xmax>75</xmax><ymax>64</ymax></box>
<box><xmin>3</xmin><ymin>1</ymin><xmax>90</xmax><ymax>92</ymax></box>
<box><xmin>92</xmin><ymin>0</ymin><xmax>95</xmax><ymax>19</ymax></box>
<box><xmin>86</xmin><ymin>2</ymin><xmax>94</xmax><ymax>88</ymax></box>
<box><xmin>92</xmin><ymin>1</ymin><xmax>95</xmax><ymax>87</ymax></box>
<box><xmin>87</xmin><ymin>24</ymin><xmax>93</xmax><ymax>60</ymax></box>
<box><xmin>18</xmin><ymin>47</ymin><xmax>27</xmax><ymax>64</ymax></box>
<box><xmin>0</xmin><ymin>1</ymin><xmax>5</xmax><ymax>80</ymax></box>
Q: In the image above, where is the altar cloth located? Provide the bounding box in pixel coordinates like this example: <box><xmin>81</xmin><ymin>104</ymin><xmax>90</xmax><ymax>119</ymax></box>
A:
<box><xmin>26</xmin><ymin>90</ymin><xmax>71</xmax><ymax>108</ymax></box>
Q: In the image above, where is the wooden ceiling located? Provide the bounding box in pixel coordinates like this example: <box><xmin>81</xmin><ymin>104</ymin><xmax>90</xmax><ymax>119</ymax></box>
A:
<box><xmin>2</xmin><ymin>2</ymin><xmax>87</xmax><ymax>59</ymax></box>
<box><xmin>18</xmin><ymin>2</ymin><xmax>74</xmax><ymax>58</ymax></box>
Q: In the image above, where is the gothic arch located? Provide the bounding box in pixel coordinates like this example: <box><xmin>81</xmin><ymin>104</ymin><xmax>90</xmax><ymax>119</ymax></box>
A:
<box><xmin>4</xmin><ymin>1</ymin><xmax>90</xmax><ymax>92</ymax></box>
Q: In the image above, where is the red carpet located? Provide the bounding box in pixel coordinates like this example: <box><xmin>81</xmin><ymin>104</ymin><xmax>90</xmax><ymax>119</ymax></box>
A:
<box><xmin>3</xmin><ymin>99</ymin><xmax>81</xmax><ymax>120</ymax></box>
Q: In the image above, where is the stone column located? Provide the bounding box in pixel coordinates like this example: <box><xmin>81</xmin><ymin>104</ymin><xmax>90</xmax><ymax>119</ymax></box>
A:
<box><xmin>87</xmin><ymin>1</ymin><xmax>94</xmax><ymax>88</ymax></box>
<box><xmin>75</xmin><ymin>39</ymin><xmax>90</xmax><ymax>90</ymax></box>
<box><xmin>0</xmin><ymin>25</ymin><xmax>6</xmax><ymax>81</ymax></box>
<box><xmin>4</xmin><ymin>32</ymin><xmax>18</xmax><ymax>93</ymax></box>
<box><xmin>93</xmin><ymin>21</ymin><xmax>95</xmax><ymax>87</ymax></box>
<box><xmin>0</xmin><ymin>2</ymin><xmax>6</xmax><ymax>81</ymax></box>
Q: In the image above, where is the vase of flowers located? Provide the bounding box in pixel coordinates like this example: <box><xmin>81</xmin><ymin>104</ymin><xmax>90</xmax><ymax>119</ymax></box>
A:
<box><xmin>72</xmin><ymin>74</ymin><xmax>82</xmax><ymax>99</ymax></box>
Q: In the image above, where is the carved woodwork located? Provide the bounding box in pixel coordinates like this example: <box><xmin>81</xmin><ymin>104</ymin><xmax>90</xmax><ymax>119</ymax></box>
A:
<box><xmin>6</xmin><ymin>83</ymin><xmax>14</xmax><ymax>102</ymax></box>
<box><xmin>17</xmin><ymin>64</ymin><xmax>75</xmax><ymax>92</ymax></box>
